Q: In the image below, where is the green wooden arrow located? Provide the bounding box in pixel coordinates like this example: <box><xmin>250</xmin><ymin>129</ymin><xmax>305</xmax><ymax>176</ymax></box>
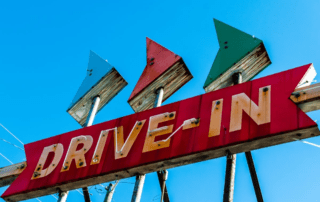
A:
<box><xmin>204</xmin><ymin>19</ymin><xmax>267</xmax><ymax>89</ymax></box>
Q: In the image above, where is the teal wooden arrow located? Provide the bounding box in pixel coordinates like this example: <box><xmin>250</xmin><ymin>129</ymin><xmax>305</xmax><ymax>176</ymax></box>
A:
<box><xmin>204</xmin><ymin>19</ymin><xmax>270</xmax><ymax>89</ymax></box>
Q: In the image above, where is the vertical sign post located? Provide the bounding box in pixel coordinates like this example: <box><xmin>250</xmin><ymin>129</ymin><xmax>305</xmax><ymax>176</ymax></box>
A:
<box><xmin>223</xmin><ymin>72</ymin><xmax>241</xmax><ymax>202</ymax></box>
<box><xmin>128</xmin><ymin>38</ymin><xmax>193</xmax><ymax>202</ymax></box>
<box><xmin>203</xmin><ymin>19</ymin><xmax>272</xmax><ymax>201</ymax></box>
<box><xmin>66</xmin><ymin>51</ymin><xmax>128</xmax><ymax>202</ymax></box>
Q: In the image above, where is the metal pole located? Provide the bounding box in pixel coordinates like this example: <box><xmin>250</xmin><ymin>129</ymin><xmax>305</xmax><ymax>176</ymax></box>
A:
<box><xmin>158</xmin><ymin>170</ymin><xmax>169</xmax><ymax>202</ymax></box>
<box><xmin>82</xmin><ymin>187</ymin><xmax>91</xmax><ymax>202</ymax></box>
<box><xmin>245</xmin><ymin>152</ymin><xmax>264</xmax><ymax>202</ymax></box>
<box><xmin>57</xmin><ymin>190</ymin><xmax>69</xmax><ymax>202</ymax></box>
<box><xmin>223</xmin><ymin>151</ymin><xmax>236</xmax><ymax>202</ymax></box>
<box><xmin>155</xmin><ymin>87</ymin><xmax>170</xmax><ymax>202</ymax></box>
<box><xmin>223</xmin><ymin>72</ymin><xmax>242</xmax><ymax>202</ymax></box>
<box><xmin>104</xmin><ymin>181</ymin><xmax>118</xmax><ymax>202</ymax></box>
<box><xmin>85</xmin><ymin>96</ymin><xmax>101</xmax><ymax>127</ymax></box>
<box><xmin>78</xmin><ymin>96</ymin><xmax>101</xmax><ymax>202</ymax></box>
<box><xmin>131</xmin><ymin>174</ymin><xmax>146</xmax><ymax>202</ymax></box>
<box><xmin>154</xmin><ymin>87</ymin><xmax>164</xmax><ymax>108</ymax></box>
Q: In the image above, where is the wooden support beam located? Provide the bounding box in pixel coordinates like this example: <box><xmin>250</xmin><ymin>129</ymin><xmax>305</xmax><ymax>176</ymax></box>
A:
<box><xmin>290</xmin><ymin>83</ymin><xmax>320</xmax><ymax>112</ymax></box>
<box><xmin>0</xmin><ymin>162</ymin><xmax>26</xmax><ymax>187</ymax></box>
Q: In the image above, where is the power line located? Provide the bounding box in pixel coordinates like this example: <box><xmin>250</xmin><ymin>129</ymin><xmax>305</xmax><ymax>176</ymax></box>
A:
<box><xmin>0</xmin><ymin>152</ymin><xmax>13</xmax><ymax>164</ymax></box>
<box><xmin>0</xmin><ymin>138</ymin><xmax>24</xmax><ymax>150</ymax></box>
<box><xmin>293</xmin><ymin>138</ymin><xmax>320</xmax><ymax>148</ymax></box>
<box><xmin>0</xmin><ymin>123</ymin><xmax>24</xmax><ymax>145</ymax></box>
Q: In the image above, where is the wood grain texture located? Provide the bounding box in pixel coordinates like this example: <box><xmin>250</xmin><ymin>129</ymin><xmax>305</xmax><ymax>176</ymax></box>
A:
<box><xmin>0</xmin><ymin>162</ymin><xmax>26</xmax><ymax>187</ymax></box>
<box><xmin>291</xmin><ymin>83</ymin><xmax>320</xmax><ymax>112</ymax></box>
<box><xmin>128</xmin><ymin>59</ymin><xmax>193</xmax><ymax>112</ymax></box>
<box><xmin>68</xmin><ymin>68</ymin><xmax>127</xmax><ymax>126</ymax></box>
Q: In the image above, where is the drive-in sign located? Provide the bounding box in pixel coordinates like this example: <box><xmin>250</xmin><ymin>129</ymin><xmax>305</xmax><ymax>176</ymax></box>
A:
<box><xmin>2</xmin><ymin>64</ymin><xmax>319</xmax><ymax>201</ymax></box>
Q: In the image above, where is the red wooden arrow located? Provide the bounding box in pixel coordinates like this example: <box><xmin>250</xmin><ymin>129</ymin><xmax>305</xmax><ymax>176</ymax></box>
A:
<box><xmin>128</xmin><ymin>37</ymin><xmax>182</xmax><ymax>101</ymax></box>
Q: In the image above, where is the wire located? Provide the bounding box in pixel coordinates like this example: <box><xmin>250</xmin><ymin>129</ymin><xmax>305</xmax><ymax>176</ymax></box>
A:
<box><xmin>293</xmin><ymin>138</ymin><xmax>320</xmax><ymax>148</ymax></box>
<box><xmin>0</xmin><ymin>152</ymin><xmax>13</xmax><ymax>164</ymax></box>
<box><xmin>51</xmin><ymin>194</ymin><xmax>58</xmax><ymax>199</ymax></box>
<box><xmin>0</xmin><ymin>123</ymin><xmax>24</xmax><ymax>145</ymax></box>
<box><xmin>75</xmin><ymin>189</ymin><xmax>84</xmax><ymax>196</ymax></box>
<box><xmin>0</xmin><ymin>138</ymin><xmax>24</xmax><ymax>150</ymax></box>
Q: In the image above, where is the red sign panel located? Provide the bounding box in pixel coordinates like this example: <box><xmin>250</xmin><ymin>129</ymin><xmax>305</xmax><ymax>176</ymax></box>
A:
<box><xmin>2</xmin><ymin>64</ymin><xmax>318</xmax><ymax>201</ymax></box>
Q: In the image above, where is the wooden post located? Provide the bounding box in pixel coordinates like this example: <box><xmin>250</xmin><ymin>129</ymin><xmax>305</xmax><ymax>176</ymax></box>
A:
<box><xmin>227</xmin><ymin>72</ymin><xmax>264</xmax><ymax>202</ymax></box>
<box><xmin>223</xmin><ymin>72</ymin><xmax>242</xmax><ymax>202</ymax></box>
<box><xmin>223</xmin><ymin>151</ymin><xmax>236</xmax><ymax>202</ymax></box>
<box><xmin>131</xmin><ymin>174</ymin><xmax>146</xmax><ymax>202</ymax></box>
<box><xmin>157</xmin><ymin>170</ymin><xmax>169</xmax><ymax>202</ymax></box>
<box><xmin>82</xmin><ymin>187</ymin><xmax>91</xmax><ymax>202</ymax></box>
<box><xmin>245</xmin><ymin>152</ymin><xmax>264</xmax><ymax>202</ymax></box>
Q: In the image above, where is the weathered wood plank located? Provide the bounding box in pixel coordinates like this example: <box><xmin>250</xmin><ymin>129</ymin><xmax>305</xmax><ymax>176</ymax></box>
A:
<box><xmin>291</xmin><ymin>83</ymin><xmax>320</xmax><ymax>112</ymax></box>
<box><xmin>128</xmin><ymin>59</ymin><xmax>193</xmax><ymax>112</ymax></box>
<box><xmin>0</xmin><ymin>162</ymin><xmax>26</xmax><ymax>187</ymax></box>
<box><xmin>68</xmin><ymin>68</ymin><xmax>127</xmax><ymax>126</ymax></box>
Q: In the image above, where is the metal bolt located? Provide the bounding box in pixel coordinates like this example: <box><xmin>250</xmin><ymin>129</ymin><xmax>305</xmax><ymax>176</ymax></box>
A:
<box><xmin>63</xmin><ymin>166</ymin><xmax>68</xmax><ymax>170</ymax></box>
<box><xmin>79</xmin><ymin>162</ymin><xmax>84</xmax><ymax>166</ymax></box>
<box><xmin>120</xmin><ymin>153</ymin><xmax>123</xmax><ymax>156</ymax></box>
<box><xmin>194</xmin><ymin>119</ymin><xmax>200</xmax><ymax>125</ymax></box>
<box><xmin>149</xmin><ymin>134</ymin><xmax>152</xmax><ymax>137</ymax></box>
<box><xmin>84</xmin><ymin>148</ymin><xmax>86</xmax><ymax>151</ymax></box>
<box><xmin>77</xmin><ymin>139</ymin><xmax>80</xmax><ymax>141</ymax></box>
<box><xmin>103</xmin><ymin>134</ymin><xmax>105</xmax><ymax>137</ymax></box>
<box><xmin>158</xmin><ymin>144</ymin><xmax>161</xmax><ymax>146</ymax></box>
<box><xmin>169</xmin><ymin>113</ymin><xmax>174</xmax><ymax>118</ymax></box>
<box><xmin>150</xmin><ymin>62</ymin><xmax>154</xmax><ymax>65</ymax></box>
<box><xmin>95</xmin><ymin>155</ymin><xmax>99</xmax><ymax>157</ymax></box>
<box><xmin>216</xmin><ymin>100</ymin><xmax>220</xmax><ymax>105</ymax></box>
<box><xmin>52</xmin><ymin>164</ymin><xmax>55</xmax><ymax>166</ymax></box>
<box><xmin>150</xmin><ymin>57</ymin><xmax>154</xmax><ymax>61</ymax></box>
<box><xmin>19</xmin><ymin>164</ymin><xmax>25</xmax><ymax>169</ymax></box>
<box><xmin>138</xmin><ymin>121</ymin><xmax>142</xmax><ymax>126</ymax></box>
<box><xmin>297</xmin><ymin>133</ymin><xmax>302</xmax><ymax>137</ymax></box>
<box><xmin>39</xmin><ymin>164</ymin><xmax>41</xmax><ymax>166</ymax></box>
<box><xmin>37</xmin><ymin>167</ymin><xmax>41</xmax><ymax>171</ymax></box>
<box><xmin>224</xmin><ymin>41</ymin><xmax>228</xmax><ymax>44</ymax></box>
<box><xmin>136</xmin><ymin>127</ymin><xmax>139</xmax><ymax>129</ymax></box>
<box><xmin>54</xmin><ymin>145</ymin><xmax>56</xmax><ymax>148</ymax></box>
<box><xmin>263</xmin><ymin>87</ymin><xmax>269</xmax><ymax>92</ymax></box>
<box><xmin>33</xmin><ymin>172</ymin><xmax>40</xmax><ymax>178</ymax></box>
<box><xmin>66</xmin><ymin>162</ymin><xmax>69</xmax><ymax>164</ymax></box>
<box><xmin>224</xmin><ymin>46</ymin><xmax>228</xmax><ymax>49</ymax></box>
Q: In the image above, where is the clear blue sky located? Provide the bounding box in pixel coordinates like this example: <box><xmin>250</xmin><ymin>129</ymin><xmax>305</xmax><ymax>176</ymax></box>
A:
<box><xmin>1</xmin><ymin>0</ymin><xmax>320</xmax><ymax>201</ymax></box>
